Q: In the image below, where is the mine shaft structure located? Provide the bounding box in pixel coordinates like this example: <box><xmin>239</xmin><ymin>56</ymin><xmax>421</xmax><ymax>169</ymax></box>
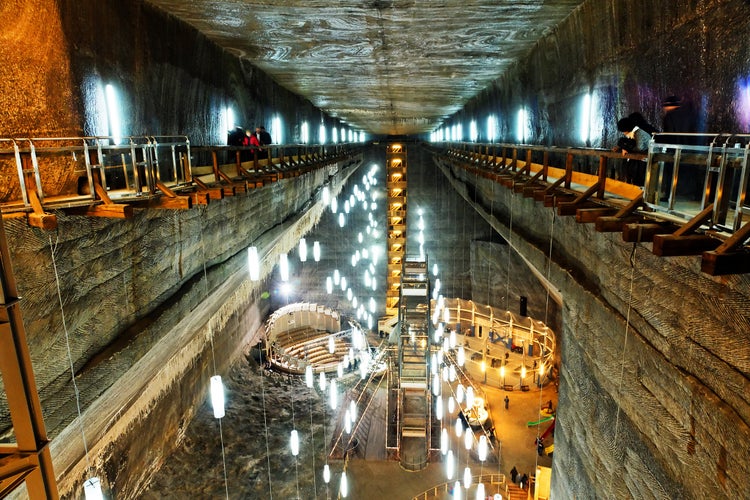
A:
<box><xmin>383</xmin><ymin>143</ymin><xmax>434</xmax><ymax>469</ymax></box>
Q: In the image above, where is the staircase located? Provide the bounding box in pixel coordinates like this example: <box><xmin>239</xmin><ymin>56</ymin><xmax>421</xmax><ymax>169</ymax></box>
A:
<box><xmin>506</xmin><ymin>484</ymin><xmax>528</xmax><ymax>500</ymax></box>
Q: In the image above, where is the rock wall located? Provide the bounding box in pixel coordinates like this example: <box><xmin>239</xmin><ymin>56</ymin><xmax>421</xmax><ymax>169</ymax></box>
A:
<box><xmin>452</xmin><ymin>0</ymin><xmax>750</xmax><ymax>147</ymax></box>
<box><xmin>435</xmin><ymin>155</ymin><xmax>750</xmax><ymax>499</ymax></box>
<box><xmin>2</xmin><ymin>154</ymin><xmax>361</xmax><ymax>497</ymax></box>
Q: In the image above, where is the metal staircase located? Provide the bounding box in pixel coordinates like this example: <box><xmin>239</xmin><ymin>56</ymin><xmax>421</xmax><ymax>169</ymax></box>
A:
<box><xmin>397</xmin><ymin>257</ymin><xmax>432</xmax><ymax>470</ymax></box>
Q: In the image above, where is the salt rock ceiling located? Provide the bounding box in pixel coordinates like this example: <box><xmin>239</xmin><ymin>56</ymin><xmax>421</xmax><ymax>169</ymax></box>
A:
<box><xmin>145</xmin><ymin>0</ymin><xmax>585</xmax><ymax>136</ymax></box>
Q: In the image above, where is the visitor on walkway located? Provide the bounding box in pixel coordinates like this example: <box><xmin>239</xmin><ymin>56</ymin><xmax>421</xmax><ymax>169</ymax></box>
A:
<box><xmin>504</xmin><ymin>395</ymin><xmax>509</xmax><ymax>409</ymax></box>
<box><xmin>510</xmin><ymin>466</ymin><xmax>518</xmax><ymax>483</ymax></box>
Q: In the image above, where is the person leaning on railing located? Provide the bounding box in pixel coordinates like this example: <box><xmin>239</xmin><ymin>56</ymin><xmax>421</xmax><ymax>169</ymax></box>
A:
<box><xmin>614</xmin><ymin>112</ymin><xmax>658</xmax><ymax>186</ymax></box>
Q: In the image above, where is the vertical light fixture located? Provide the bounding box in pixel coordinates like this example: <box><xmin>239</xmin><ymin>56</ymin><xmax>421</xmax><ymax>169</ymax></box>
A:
<box><xmin>301</xmin><ymin>121</ymin><xmax>309</xmax><ymax>144</ymax></box>
<box><xmin>83</xmin><ymin>478</ymin><xmax>104</xmax><ymax>500</ymax></box>
<box><xmin>210</xmin><ymin>375</ymin><xmax>225</xmax><ymax>419</ymax></box>
<box><xmin>279</xmin><ymin>253</ymin><xmax>289</xmax><ymax>282</ymax></box>
<box><xmin>247</xmin><ymin>246</ymin><xmax>260</xmax><ymax>281</ymax></box>
<box><xmin>290</xmin><ymin>429</ymin><xmax>300</xmax><ymax>456</ymax></box>
<box><xmin>339</xmin><ymin>471</ymin><xmax>348</xmax><ymax>498</ymax></box>
<box><xmin>299</xmin><ymin>238</ymin><xmax>308</xmax><ymax>262</ymax></box>
<box><xmin>104</xmin><ymin>84</ymin><xmax>122</xmax><ymax>144</ymax></box>
<box><xmin>271</xmin><ymin>115</ymin><xmax>282</xmax><ymax>145</ymax></box>
<box><xmin>313</xmin><ymin>241</ymin><xmax>321</xmax><ymax>262</ymax></box>
<box><xmin>463</xmin><ymin>466</ymin><xmax>472</xmax><ymax>489</ymax></box>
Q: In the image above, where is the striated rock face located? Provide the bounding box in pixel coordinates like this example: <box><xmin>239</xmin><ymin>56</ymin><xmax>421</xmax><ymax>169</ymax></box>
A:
<box><xmin>1</xmin><ymin>155</ymin><xmax>361</xmax><ymax>497</ymax></box>
<box><xmin>456</xmin><ymin>0</ymin><xmax>750</xmax><ymax>147</ymax></box>
<box><xmin>435</xmin><ymin>155</ymin><xmax>750</xmax><ymax>499</ymax></box>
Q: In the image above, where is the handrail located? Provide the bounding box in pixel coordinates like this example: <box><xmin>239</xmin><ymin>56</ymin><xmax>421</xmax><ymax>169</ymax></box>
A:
<box><xmin>432</xmin><ymin>137</ymin><xmax>749</xmax><ymax>239</ymax></box>
<box><xmin>0</xmin><ymin>136</ymin><xmax>364</xmax><ymax>221</ymax></box>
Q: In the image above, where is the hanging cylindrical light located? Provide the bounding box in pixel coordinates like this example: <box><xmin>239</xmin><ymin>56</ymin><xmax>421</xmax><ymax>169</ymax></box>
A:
<box><xmin>441</xmin><ymin>427</ymin><xmax>449</xmax><ymax>455</ymax></box>
<box><xmin>329</xmin><ymin>336</ymin><xmax>336</xmax><ymax>354</ymax></box>
<box><xmin>340</xmin><ymin>471</ymin><xmax>348</xmax><ymax>498</ymax></box>
<box><xmin>449</xmin><ymin>364</ymin><xmax>457</xmax><ymax>382</ymax></box>
<box><xmin>338</xmin><ymin>212</ymin><xmax>345</xmax><ymax>227</ymax></box>
<box><xmin>344</xmin><ymin>200</ymin><xmax>350</xmax><ymax>213</ymax></box>
<box><xmin>350</xmin><ymin>400</ymin><xmax>357</xmax><ymax>422</ymax></box>
<box><xmin>432</xmin><ymin>374</ymin><xmax>440</xmax><ymax>396</ymax></box>
<box><xmin>369</xmin><ymin>297</ymin><xmax>376</xmax><ymax>313</ymax></box>
<box><xmin>456</xmin><ymin>384</ymin><xmax>465</xmax><ymax>404</ymax></box>
<box><xmin>454</xmin><ymin>481</ymin><xmax>462</xmax><ymax>500</ymax></box>
<box><xmin>475</xmin><ymin>483</ymin><xmax>485</xmax><ymax>500</ymax></box>
<box><xmin>291</xmin><ymin>429</ymin><xmax>300</xmax><ymax>456</ymax></box>
<box><xmin>446</xmin><ymin>449</ymin><xmax>455</xmax><ymax>479</ymax></box>
<box><xmin>279</xmin><ymin>253</ymin><xmax>289</xmax><ymax>282</ymax></box>
<box><xmin>463</xmin><ymin>426</ymin><xmax>472</xmax><ymax>450</ymax></box>
<box><xmin>457</xmin><ymin>346</ymin><xmax>465</xmax><ymax>367</ymax></box>
<box><xmin>448</xmin><ymin>396</ymin><xmax>455</xmax><ymax>413</ymax></box>
<box><xmin>443</xmin><ymin>337</ymin><xmax>450</xmax><ymax>353</ymax></box>
<box><xmin>442</xmin><ymin>365</ymin><xmax>449</xmax><ymax>382</ymax></box>
<box><xmin>210</xmin><ymin>375</ymin><xmax>225</xmax><ymax>419</ymax></box>
<box><xmin>337</xmin><ymin>363</ymin><xmax>344</xmax><ymax>379</ymax></box>
<box><xmin>329</xmin><ymin>379</ymin><xmax>337</xmax><ymax>409</ymax></box>
<box><xmin>326</xmin><ymin>276</ymin><xmax>333</xmax><ymax>294</ymax></box>
<box><xmin>478</xmin><ymin>435</ymin><xmax>488</xmax><ymax>461</ymax></box>
<box><xmin>83</xmin><ymin>477</ymin><xmax>104</xmax><ymax>500</ymax></box>
<box><xmin>323</xmin><ymin>464</ymin><xmax>331</xmax><ymax>484</ymax></box>
<box><xmin>433</xmin><ymin>263</ymin><xmax>439</xmax><ymax>276</ymax></box>
<box><xmin>443</xmin><ymin>307</ymin><xmax>450</xmax><ymax>323</ymax></box>
<box><xmin>436</xmin><ymin>395</ymin><xmax>444</xmax><ymax>420</ymax></box>
<box><xmin>463</xmin><ymin>466</ymin><xmax>472</xmax><ymax>489</ymax></box>
<box><xmin>319</xmin><ymin>371</ymin><xmax>327</xmax><ymax>391</ymax></box>
<box><xmin>299</xmin><ymin>238</ymin><xmax>307</xmax><ymax>262</ymax></box>
<box><xmin>341</xmin><ymin>276</ymin><xmax>347</xmax><ymax>291</ymax></box>
<box><xmin>450</xmin><ymin>330</ymin><xmax>457</xmax><ymax>349</ymax></box>
<box><xmin>331</xmin><ymin>197</ymin><xmax>338</xmax><ymax>213</ymax></box>
<box><xmin>344</xmin><ymin>410</ymin><xmax>352</xmax><ymax>434</ymax></box>
<box><xmin>247</xmin><ymin>247</ymin><xmax>260</xmax><ymax>281</ymax></box>
<box><xmin>455</xmin><ymin>416</ymin><xmax>463</xmax><ymax>437</ymax></box>
<box><xmin>322</xmin><ymin>186</ymin><xmax>330</xmax><ymax>206</ymax></box>
<box><xmin>466</xmin><ymin>386</ymin><xmax>475</xmax><ymax>409</ymax></box>
<box><xmin>305</xmin><ymin>365</ymin><xmax>314</xmax><ymax>388</ymax></box>
<box><xmin>313</xmin><ymin>241</ymin><xmax>321</xmax><ymax>262</ymax></box>
<box><xmin>334</xmin><ymin>269</ymin><xmax>340</xmax><ymax>285</ymax></box>
<box><xmin>351</xmin><ymin>254</ymin><xmax>357</xmax><ymax>267</ymax></box>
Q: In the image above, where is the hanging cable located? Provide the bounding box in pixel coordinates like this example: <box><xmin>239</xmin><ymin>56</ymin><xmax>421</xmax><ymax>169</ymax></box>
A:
<box><xmin>608</xmin><ymin>240</ymin><xmax>639</xmax><ymax>494</ymax></box>
<box><xmin>48</xmin><ymin>234</ymin><xmax>94</xmax><ymax>479</ymax></box>
<box><xmin>198</xmin><ymin>208</ymin><xmax>229</xmax><ymax>499</ymax></box>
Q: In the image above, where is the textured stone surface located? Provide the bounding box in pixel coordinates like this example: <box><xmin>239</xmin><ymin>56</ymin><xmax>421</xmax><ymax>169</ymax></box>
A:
<box><xmin>455</xmin><ymin>0</ymin><xmax>750</xmax><ymax>146</ymax></box>
<box><xmin>1</xmin><ymin>155</ymin><xmax>361</xmax><ymax>497</ymax></box>
<box><xmin>142</xmin><ymin>0</ymin><xmax>585</xmax><ymax>135</ymax></box>
<box><xmin>435</xmin><ymin>155</ymin><xmax>750</xmax><ymax>499</ymax></box>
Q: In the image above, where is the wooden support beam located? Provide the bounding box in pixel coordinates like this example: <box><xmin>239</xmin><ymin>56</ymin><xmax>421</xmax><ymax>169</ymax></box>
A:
<box><xmin>614</xmin><ymin>193</ymin><xmax>644</xmax><ymax>218</ymax></box>
<box><xmin>701</xmin><ymin>250</ymin><xmax>750</xmax><ymax>275</ymax></box>
<box><xmin>189</xmin><ymin>191</ymin><xmax>210</xmax><ymax>206</ymax></box>
<box><xmin>153</xmin><ymin>182</ymin><xmax>192</xmax><ymax>209</ymax></box>
<box><xmin>557</xmin><ymin>200</ymin><xmax>598</xmax><ymax>216</ymax></box>
<box><xmin>622</xmin><ymin>223</ymin><xmax>675</xmax><ymax>242</ymax></box>
<box><xmin>653</xmin><ymin>234</ymin><xmax>721</xmax><ymax>256</ymax></box>
<box><xmin>26</xmin><ymin>191</ymin><xmax>56</xmax><ymax>230</ymax></box>
<box><xmin>544</xmin><ymin>193</ymin><xmax>574</xmax><ymax>208</ymax></box>
<box><xmin>66</xmin><ymin>203</ymin><xmax>133</xmax><ymax>218</ymax></box>
<box><xmin>576</xmin><ymin>207</ymin><xmax>618</xmax><ymax>223</ymax></box>
<box><xmin>192</xmin><ymin>178</ymin><xmax>224</xmax><ymax>200</ymax></box>
<box><xmin>596</xmin><ymin>215</ymin><xmax>642</xmax><ymax>232</ymax></box>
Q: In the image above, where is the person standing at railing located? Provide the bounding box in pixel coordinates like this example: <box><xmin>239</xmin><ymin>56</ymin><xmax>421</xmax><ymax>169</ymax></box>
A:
<box><xmin>257</xmin><ymin>125</ymin><xmax>273</xmax><ymax>146</ymax></box>
<box><xmin>616</xmin><ymin>112</ymin><xmax>657</xmax><ymax>186</ymax></box>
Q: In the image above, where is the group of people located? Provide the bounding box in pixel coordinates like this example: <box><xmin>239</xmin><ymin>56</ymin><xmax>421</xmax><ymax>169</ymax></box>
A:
<box><xmin>227</xmin><ymin>125</ymin><xmax>273</xmax><ymax>158</ymax></box>
<box><xmin>510</xmin><ymin>466</ymin><xmax>529</xmax><ymax>489</ymax></box>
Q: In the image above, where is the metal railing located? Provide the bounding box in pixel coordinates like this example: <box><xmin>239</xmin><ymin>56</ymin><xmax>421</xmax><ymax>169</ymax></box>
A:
<box><xmin>0</xmin><ymin>137</ymin><xmax>363</xmax><ymax>215</ymax></box>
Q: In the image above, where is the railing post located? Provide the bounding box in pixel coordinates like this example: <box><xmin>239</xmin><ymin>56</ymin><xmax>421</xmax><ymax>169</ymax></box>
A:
<box><xmin>564</xmin><ymin>151</ymin><xmax>573</xmax><ymax>189</ymax></box>
<box><xmin>542</xmin><ymin>150</ymin><xmax>549</xmax><ymax>181</ymax></box>
<box><xmin>597</xmin><ymin>155</ymin><xmax>607</xmax><ymax>198</ymax></box>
